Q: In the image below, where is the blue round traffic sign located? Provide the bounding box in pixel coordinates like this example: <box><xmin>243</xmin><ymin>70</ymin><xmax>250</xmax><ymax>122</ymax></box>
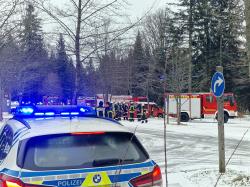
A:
<box><xmin>211</xmin><ymin>72</ymin><xmax>225</xmax><ymax>97</ymax></box>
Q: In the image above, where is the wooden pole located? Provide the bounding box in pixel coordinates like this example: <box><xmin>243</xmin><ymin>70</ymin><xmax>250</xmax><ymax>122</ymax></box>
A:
<box><xmin>167</xmin><ymin>95</ymin><xmax>169</xmax><ymax>124</ymax></box>
<box><xmin>216</xmin><ymin>66</ymin><xmax>225</xmax><ymax>173</ymax></box>
<box><xmin>163</xmin><ymin>96</ymin><xmax>168</xmax><ymax>187</ymax></box>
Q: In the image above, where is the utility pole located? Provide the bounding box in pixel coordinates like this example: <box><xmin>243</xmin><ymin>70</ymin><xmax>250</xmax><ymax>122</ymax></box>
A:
<box><xmin>163</xmin><ymin>50</ymin><xmax>168</xmax><ymax>187</ymax></box>
<box><xmin>163</xmin><ymin>8</ymin><xmax>169</xmax><ymax>186</ymax></box>
<box><xmin>216</xmin><ymin>66</ymin><xmax>225</xmax><ymax>173</ymax></box>
<box><xmin>163</xmin><ymin>89</ymin><xmax>168</xmax><ymax>187</ymax></box>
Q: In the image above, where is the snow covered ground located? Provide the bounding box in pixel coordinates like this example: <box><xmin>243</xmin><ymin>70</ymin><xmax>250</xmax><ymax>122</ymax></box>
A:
<box><xmin>1</xmin><ymin>114</ymin><xmax>250</xmax><ymax>186</ymax></box>
<box><xmin>121</xmin><ymin>117</ymin><xmax>250</xmax><ymax>187</ymax></box>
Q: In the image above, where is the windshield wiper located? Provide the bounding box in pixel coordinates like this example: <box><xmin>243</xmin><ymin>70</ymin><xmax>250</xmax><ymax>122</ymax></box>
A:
<box><xmin>93</xmin><ymin>158</ymin><xmax>135</xmax><ymax>167</ymax></box>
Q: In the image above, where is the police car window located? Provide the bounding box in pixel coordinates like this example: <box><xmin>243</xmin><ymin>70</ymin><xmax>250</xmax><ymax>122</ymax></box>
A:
<box><xmin>0</xmin><ymin>125</ymin><xmax>14</xmax><ymax>163</ymax></box>
<box><xmin>21</xmin><ymin>132</ymin><xmax>149</xmax><ymax>170</ymax></box>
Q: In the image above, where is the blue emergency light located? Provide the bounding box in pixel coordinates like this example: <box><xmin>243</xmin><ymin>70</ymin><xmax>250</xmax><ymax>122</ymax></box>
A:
<box><xmin>13</xmin><ymin>105</ymin><xmax>97</xmax><ymax>118</ymax></box>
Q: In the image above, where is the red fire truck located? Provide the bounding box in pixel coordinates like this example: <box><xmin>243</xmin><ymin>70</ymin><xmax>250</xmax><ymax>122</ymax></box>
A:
<box><xmin>167</xmin><ymin>93</ymin><xmax>238</xmax><ymax>123</ymax></box>
<box><xmin>77</xmin><ymin>96</ymin><xmax>96</xmax><ymax>107</ymax></box>
<box><xmin>43</xmin><ymin>96</ymin><xmax>63</xmax><ymax>105</ymax></box>
<box><xmin>133</xmin><ymin>96</ymin><xmax>147</xmax><ymax>102</ymax></box>
<box><xmin>135</xmin><ymin>102</ymin><xmax>164</xmax><ymax>118</ymax></box>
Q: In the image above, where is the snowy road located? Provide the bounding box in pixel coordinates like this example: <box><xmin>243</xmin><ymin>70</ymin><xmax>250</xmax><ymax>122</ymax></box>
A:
<box><xmin>1</xmin><ymin>115</ymin><xmax>250</xmax><ymax>186</ymax></box>
<box><xmin>122</xmin><ymin>118</ymin><xmax>250</xmax><ymax>186</ymax></box>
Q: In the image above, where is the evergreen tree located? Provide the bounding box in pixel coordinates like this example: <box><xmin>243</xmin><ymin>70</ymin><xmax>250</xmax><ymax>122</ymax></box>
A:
<box><xmin>99</xmin><ymin>54</ymin><xmax>112</xmax><ymax>97</ymax></box>
<box><xmin>143</xmin><ymin>9</ymin><xmax>173</xmax><ymax>104</ymax></box>
<box><xmin>56</xmin><ymin>34</ymin><xmax>76</xmax><ymax>102</ymax></box>
<box><xmin>22</xmin><ymin>4</ymin><xmax>47</xmax><ymax>58</ymax></box>
<box><xmin>49</xmin><ymin>50</ymin><xmax>57</xmax><ymax>72</ymax></box>
<box><xmin>144</xmin><ymin>45</ymin><xmax>154</xmax><ymax>101</ymax></box>
<box><xmin>126</xmin><ymin>49</ymin><xmax>134</xmax><ymax>95</ymax></box>
<box><xmin>173</xmin><ymin>0</ymin><xmax>244</xmax><ymax>93</ymax></box>
<box><xmin>19</xmin><ymin>3</ymin><xmax>48</xmax><ymax>103</ymax></box>
<box><xmin>67</xmin><ymin>58</ymin><xmax>76</xmax><ymax>100</ymax></box>
<box><xmin>85</xmin><ymin>58</ymin><xmax>96</xmax><ymax>96</ymax></box>
<box><xmin>77</xmin><ymin>62</ymin><xmax>86</xmax><ymax>97</ymax></box>
<box><xmin>132</xmin><ymin>32</ymin><xmax>147</xmax><ymax>96</ymax></box>
<box><xmin>41</xmin><ymin>72</ymin><xmax>63</xmax><ymax>97</ymax></box>
<box><xmin>0</xmin><ymin>35</ymin><xmax>22</xmax><ymax>100</ymax></box>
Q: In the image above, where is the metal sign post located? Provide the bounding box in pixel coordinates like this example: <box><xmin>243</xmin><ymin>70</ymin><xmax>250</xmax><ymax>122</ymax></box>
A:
<box><xmin>211</xmin><ymin>66</ymin><xmax>225</xmax><ymax>173</ymax></box>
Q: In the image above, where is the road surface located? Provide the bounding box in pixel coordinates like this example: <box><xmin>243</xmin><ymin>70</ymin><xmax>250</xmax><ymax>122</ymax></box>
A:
<box><xmin>121</xmin><ymin>118</ymin><xmax>250</xmax><ymax>186</ymax></box>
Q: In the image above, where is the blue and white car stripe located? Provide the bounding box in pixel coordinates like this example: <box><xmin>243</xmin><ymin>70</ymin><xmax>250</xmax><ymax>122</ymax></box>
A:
<box><xmin>19</xmin><ymin>160</ymin><xmax>155</xmax><ymax>178</ymax></box>
<box><xmin>1</xmin><ymin>160</ymin><xmax>155</xmax><ymax>186</ymax></box>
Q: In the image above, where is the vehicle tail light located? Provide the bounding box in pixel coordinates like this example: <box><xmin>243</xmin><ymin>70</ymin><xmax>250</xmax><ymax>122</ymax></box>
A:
<box><xmin>129</xmin><ymin>165</ymin><xmax>162</xmax><ymax>187</ymax></box>
<box><xmin>0</xmin><ymin>174</ymin><xmax>45</xmax><ymax>187</ymax></box>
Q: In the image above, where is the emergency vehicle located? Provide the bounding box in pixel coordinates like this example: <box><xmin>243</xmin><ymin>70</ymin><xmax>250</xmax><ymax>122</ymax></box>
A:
<box><xmin>77</xmin><ymin>96</ymin><xmax>96</xmax><ymax>107</ymax></box>
<box><xmin>135</xmin><ymin>102</ymin><xmax>164</xmax><ymax>118</ymax></box>
<box><xmin>0</xmin><ymin>105</ymin><xmax>162</xmax><ymax>187</ymax></box>
<box><xmin>42</xmin><ymin>96</ymin><xmax>62</xmax><ymax>105</ymax></box>
<box><xmin>132</xmin><ymin>97</ymin><xmax>147</xmax><ymax>103</ymax></box>
<box><xmin>96</xmin><ymin>95</ymin><xmax>147</xmax><ymax>105</ymax></box>
<box><xmin>167</xmin><ymin>93</ymin><xmax>238</xmax><ymax>123</ymax></box>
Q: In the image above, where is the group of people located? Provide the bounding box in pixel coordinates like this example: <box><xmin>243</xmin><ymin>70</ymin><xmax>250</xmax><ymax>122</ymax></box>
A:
<box><xmin>96</xmin><ymin>101</ymin><xmax>148</xmax><ymax>123</ymax></box>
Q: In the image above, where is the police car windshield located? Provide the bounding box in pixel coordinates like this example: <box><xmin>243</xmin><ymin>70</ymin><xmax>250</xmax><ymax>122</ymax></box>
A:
<box><xmin>19</xmin><ymin>132</ymin><xmax>149</xmax><ymax>171</ymax></box>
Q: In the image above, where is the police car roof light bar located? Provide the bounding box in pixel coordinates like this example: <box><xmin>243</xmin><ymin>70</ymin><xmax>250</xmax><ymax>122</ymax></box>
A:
<box><xmin>13</xmin><ymin>105</ymin><xmax>97</xmax><ymax>118</ymax></box>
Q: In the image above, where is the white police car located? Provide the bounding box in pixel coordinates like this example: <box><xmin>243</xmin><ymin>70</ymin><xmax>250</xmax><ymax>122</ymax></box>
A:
<box><xmin>0</xmin><ymin>105</ymin><xmax>162</xmax><ymax>187</ymax></box>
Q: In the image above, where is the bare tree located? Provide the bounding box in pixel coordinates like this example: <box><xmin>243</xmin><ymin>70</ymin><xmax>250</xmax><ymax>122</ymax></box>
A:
<box><xmin>167</xmin><ymin>49</ymin><xmax>189</xmax><ymax>125</ymax></box>
<box><xmin>142</xmin><ymin>8</ymin><xmax>173</xmax><ymax>103</ymax></box>
<box><xmin>35</xmin><ymin>0</ymin><xmax>132</xmax><ymax>102</ymax></box>
<box><xmin>0</xmin><ymin>0</ymin><xmax>22</xmax><ymax>121</ymax></box>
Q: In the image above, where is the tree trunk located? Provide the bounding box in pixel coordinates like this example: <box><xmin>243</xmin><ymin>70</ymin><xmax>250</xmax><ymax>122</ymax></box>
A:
<box><xmin>73</xmin><ymin>0</ymin><xmax>82</xmax><ymax>104</ymax></box>
<box><xmin>176</xmin><ymin>95</ymin><xmax>181</xmax><ymax>125</ymax></box>
<box><xmin>244</xmin><ymin>0</ymin><xmax>250</xmax><ymax>76</ymax></box>
<box><xmin>188</xmin><ymin>0</ymin><xmax>193</xmax><ymax>93</ymax></box>
<box><xmin>177</xmin><ymin>96</ymin><xmax>181</xmax><ymax>125</ymax></box>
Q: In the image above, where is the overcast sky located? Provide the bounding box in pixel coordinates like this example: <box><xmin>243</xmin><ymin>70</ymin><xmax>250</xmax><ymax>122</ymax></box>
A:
<box><xmin>43</xmin><ymin>0</ymin><xmax>175</xmax><ymax>46</ymax></box>
<box><xmin>51</xmin><ymin>0</ymin><xmax>174</xmax><ymax>20</ymax></box>
<box><xmin>127</xmin><ymin>0</ymin><xmax>168</xmax><ymax>20</ymax></box>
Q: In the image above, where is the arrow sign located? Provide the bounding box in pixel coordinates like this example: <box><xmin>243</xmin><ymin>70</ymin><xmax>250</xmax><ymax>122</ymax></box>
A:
<box><xmin>211</xmin><ymin>72</ymin><xmax>225</xmax><ymax>97</ymax></box>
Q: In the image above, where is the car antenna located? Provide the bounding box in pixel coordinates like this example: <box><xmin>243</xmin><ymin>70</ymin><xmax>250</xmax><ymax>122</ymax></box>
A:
<box><xmin>113</xmin><ymin>123</ymin><xmax>140</xmax><ymax>186</ymax></box>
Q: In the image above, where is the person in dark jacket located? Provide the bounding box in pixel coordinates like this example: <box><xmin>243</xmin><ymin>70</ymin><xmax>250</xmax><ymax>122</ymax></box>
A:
<box><xmin>105</xmin><ymin>102</ymin><xmax>113</xmax><ymax>118</ymax></box>
<box><xmin>122</xmin><ymin>103</ymin><xmax>129</xmax><ymax>120</ymax></box>
<box><xmin>141</xmin><ymin>105</ymin><xmax>148</xmax><ymax>123</ymax></box>
<box><xmin>114</xmin><ymin>103</ymin><xmax>122</xmax><ymax>121</ymax></box>
<box><xmin>96</xmin><ymin>101</ymin><xmax>105</xmax><ymax>117</ymax></box>
<box><xmin>129</xmin><ymin>103</ymin><xmax>135</xmax><ymax>122</ymax></box>
<box><xmin>136</xmin><ymin>104</ymin><xmax>142</xmax><ymax>121</ymax></box>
